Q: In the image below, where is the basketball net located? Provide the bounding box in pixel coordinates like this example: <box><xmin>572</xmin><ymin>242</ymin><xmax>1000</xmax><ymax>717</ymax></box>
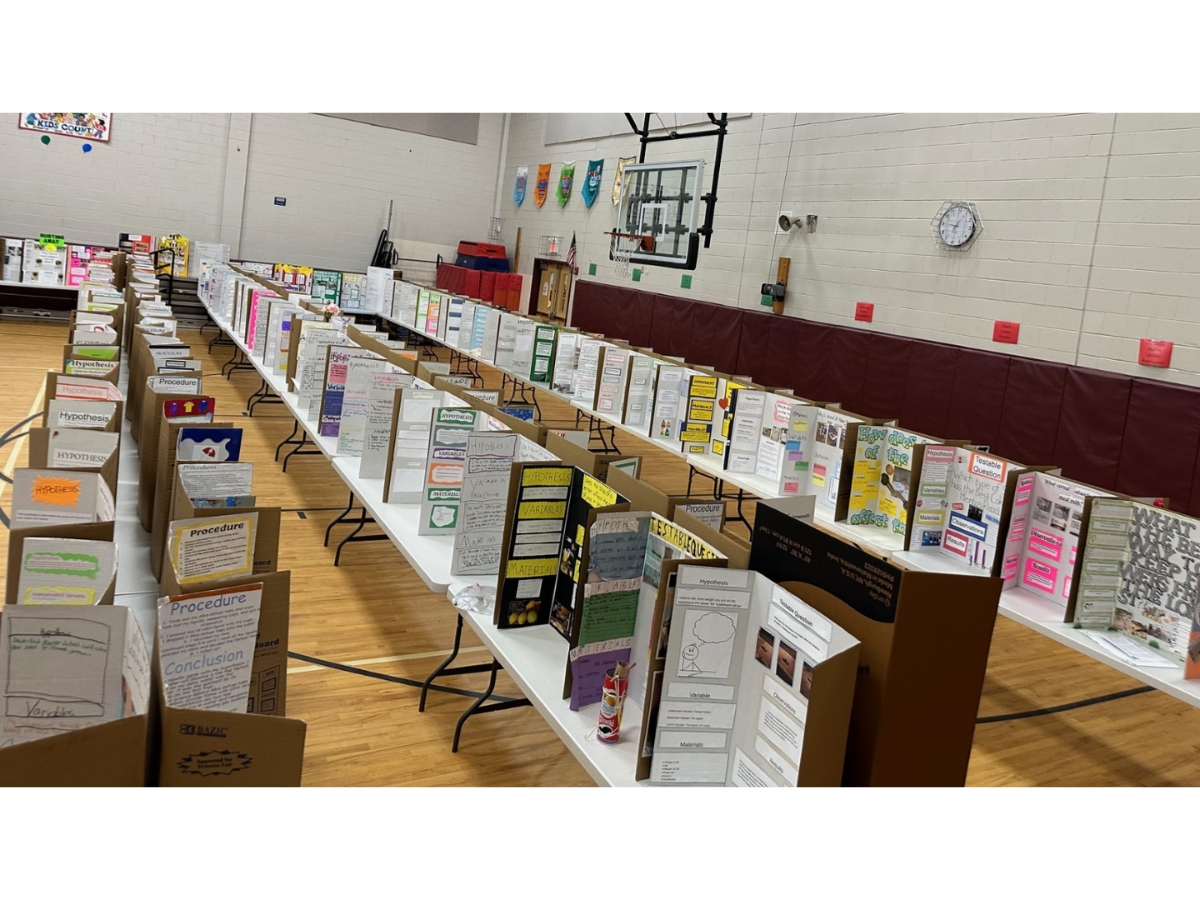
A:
<box><xmin>611</xmin><ymin>234</ymin><xmax>638</xmax><ymax>278</ymax></box>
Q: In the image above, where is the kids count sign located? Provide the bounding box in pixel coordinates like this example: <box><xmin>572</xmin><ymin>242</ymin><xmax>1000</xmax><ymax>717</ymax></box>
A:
<box><xmin>20</xmin><ymin>113</ymin><xmax>112</xmax><ymax>142</ymax></box>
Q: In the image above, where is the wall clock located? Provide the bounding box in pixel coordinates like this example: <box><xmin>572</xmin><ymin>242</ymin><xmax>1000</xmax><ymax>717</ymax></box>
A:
<box><xmin>931</xmin><ymin>201</ymin><xmax>982</xmax><ymax>251</ymax></box>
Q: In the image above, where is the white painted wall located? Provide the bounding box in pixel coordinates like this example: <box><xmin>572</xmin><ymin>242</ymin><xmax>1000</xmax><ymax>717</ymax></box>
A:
<box><xmin>503</xmin><ymin>113</ymin><xmax>1200</xmax><ymax>387</ymax></box>
<box><xmin>239</xmin><ymin>113</ymin><xmax>505</xmax><ymax>278</ymax></box>
<box><xmin>0</xmin><ymin>113</ymin><xmax>233</xmax><ymax>244</ymax></box>
<box><xmin>0</xmin><ymin>112</ymin><xmax>504</xmax><ymax>285</ymax></box>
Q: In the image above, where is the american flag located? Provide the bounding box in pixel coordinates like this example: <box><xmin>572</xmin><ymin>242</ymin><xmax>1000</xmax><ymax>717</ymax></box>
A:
<box><xmin>566</xmin><ymin>231</ymin><xmax>577</xmax><ymax>274</ymax></box>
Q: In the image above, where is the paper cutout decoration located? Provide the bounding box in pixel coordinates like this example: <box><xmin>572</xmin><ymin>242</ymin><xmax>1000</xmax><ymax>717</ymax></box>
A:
<box><xmin>612</xmin><ymin>156</ymin><xmax>635</xmax><ymax>205</ymax></box>
<box><xmin>32</xmin><ymin>476</ymin><xmax>81</xmax><ymax>507</ymax></box>
<box><xmin>21</xmin><ymin>112</ymin><xmax>111</xmax><ymax>142</ymax></box>
<box><xmin>514</xmin><ymin>165</ymin><xmax>528</xmax><ymax>207</ymax></box>
<box><xmin>82</xmin><ymin>144</ymin><xmax>93</xmax><ymax>153</ymax></box>
<box><xmin>582</xmin><ymin>159</ymin><xmax>604</xmax><ymax>208</ymax></box>
<box><xmin>535</xmin><ymin>163</ymin><xmax>551</xmax><ymax>208</ymax></box>
<box><xmin>164</xmin><ymin>397</ymin><xmax>215</xmax><ymax>419</ymax></box>
<box><xmin>557</xmin><ymin>162</ymin><xmax>575</xmax><ymax>207</ymax></box>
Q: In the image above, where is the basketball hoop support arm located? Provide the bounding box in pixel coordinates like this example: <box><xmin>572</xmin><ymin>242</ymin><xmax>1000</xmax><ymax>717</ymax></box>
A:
<box><xmin>624</xmin><ymin>113</ymin><xmax>728</xmax><ymax>249</ymax></box>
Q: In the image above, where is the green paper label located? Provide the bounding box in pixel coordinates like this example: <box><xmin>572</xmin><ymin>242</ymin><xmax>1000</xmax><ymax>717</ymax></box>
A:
<box><xmin>632</xmin><ymin>269</ymin><xmax>642</xmax><ymax>282</ymax></box>
<box><xmin>681</xmin><ymin>275</ymin><xmax>692</xmax><ymax>289</ymax></box>
<box><xmin>588</xmin><ymin>263</ymin><xmax>597</xmax><ymax>276</ymax></box>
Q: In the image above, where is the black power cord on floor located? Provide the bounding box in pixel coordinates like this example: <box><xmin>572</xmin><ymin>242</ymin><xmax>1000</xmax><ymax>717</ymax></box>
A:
<box><xmin>976</xmin><ymin>685</ymin><xmax>1155</xmax><ymax>724</ymax></box>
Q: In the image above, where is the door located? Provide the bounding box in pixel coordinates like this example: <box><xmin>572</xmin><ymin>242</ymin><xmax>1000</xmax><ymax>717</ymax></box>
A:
<box><xmin>552</xmin><ymin>264</ymin><xmax>572</xmax><ymax>321</ymax></box>
<box><xmin>537</xmin><ymin>262</ymin><xmax>559</xmax><ymax>316</ymax></box>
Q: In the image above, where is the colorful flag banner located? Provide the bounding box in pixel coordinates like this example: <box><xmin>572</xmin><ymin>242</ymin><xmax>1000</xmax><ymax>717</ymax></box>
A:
<box><xmin>557</xmin><ymin>162</ymin><xmax>575</xmax><ymax>207</ymax></box>
<box><xmin>514</xmin><ymin>166</ymin><xmax>528</xmax><ymax>207</ymax></box>
<box><xmin>535</xmin><ymin>163</ymin><xmax>551</xmax><ymax>208</ymax></box>
<box><xmin>581</xmin><ymin>159</ymin><xmax>604</xmax><ymax>208</ymax></box>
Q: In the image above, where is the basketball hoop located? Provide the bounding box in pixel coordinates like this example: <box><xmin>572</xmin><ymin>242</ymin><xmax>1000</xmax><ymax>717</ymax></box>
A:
<box><xmin>606</xmin><ymin>231</ymin><xmax>649</xmax><ymax>279</ymax></box>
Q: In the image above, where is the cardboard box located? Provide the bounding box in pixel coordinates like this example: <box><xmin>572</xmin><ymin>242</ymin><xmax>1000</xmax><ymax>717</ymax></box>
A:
<box><xmin>137</xmin><ymin>386</ymin><xmax>204</xmax><ymax>530</ymax></box>
<box><xmin>128</xmin><ymin>334</ymin><xmax>191</xmax><ymax>434</ymax></box>
<box><xmin>606</xmin><ymin>466</ymin><xmax>725</xmax><ymax>530</ymax></box>
<box><xmin>155</xmin><ymin>570</ymin><xmax>306</xmax><ymax>787</ymax></box>
<box><xmin>749</xmin><ymin>498</ymin><xmax>1001</xmax><ymax>786</ymax></box>
<box><xmin>62</xmin><ymin>345</ymin><xmax>121</xmax><ymax>382</ymax></box>
<box><xmin>672</xmin><ymin>507</ymin><xmax>750</xmax><ymax>568</ymax></box>
<box><xmin>43</xmin><ymin>397</ymin><xmax>121</xmax><ymax>432</ymax></box>
<box><xmin>169</xmin><ymin>469</ymin><xmax>282</xmax><ymax>575</ymax></box>
<box><xmin>150</xmin><ymin>420</ymin><xmax>237</xmax><ymax>581</ymax></box>
<box><xmin>25</xmin><ymin>427</ymin><xmax>120</xmax><ymax>499</ymax></box>
<box><xmin>0</xmin><ymin>602</ymin><xmax>150</xmax><ymax>786</ymax></box>
<box><xmin>0</xmin><ymin>717</ymin><xmax>150</xmax><ymax>787</ymax></box>
<box><xmin>41</xmin><ymin>373</ymin><xmax>125</xmax><ymax>427</ymax></box>
<box><xmin>544</xmin><ymin>431</ymin><xmax>637</xmax><ymax>481</ymax></box>
<box><xmin>5</xmin><ymin>521</ymin><xmax>116</xmax><ymax>605</ymax></box>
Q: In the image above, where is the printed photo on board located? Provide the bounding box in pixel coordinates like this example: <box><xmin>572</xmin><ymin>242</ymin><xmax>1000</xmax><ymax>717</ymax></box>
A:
<box><xmin>777</xmin><ymin>640</ymin><xmax>798</xmax><ymax>686</ymax></box>
<box><xmin>755</xmin><ymin>628</ymin><xmax>776</xmax><ymax>669</ymax></box>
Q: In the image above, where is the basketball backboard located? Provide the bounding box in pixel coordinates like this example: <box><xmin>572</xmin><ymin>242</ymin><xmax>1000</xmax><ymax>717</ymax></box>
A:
<box><xmin>614</xmin><ymin>159</ymin><xmax>704</xmax><ymax>270</ymax></box>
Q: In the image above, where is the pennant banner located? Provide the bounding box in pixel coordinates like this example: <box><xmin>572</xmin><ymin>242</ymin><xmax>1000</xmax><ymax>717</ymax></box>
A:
<box><xmin>612</xmin><ymin>156</ymin><xmax>635</xmax><ymax>206</ymax></box>
<box><xmin>557</xmin><ymin>162</ymin><xmax>575</xmax><ymax>207</ymax></box>
<box><xmin>514</xmin><ymin>166</ymin><xmax>528</xmax><ymax>207</ymax></box>
<box><xmin>581</xmin><ymin>159</ymin><xmax>604</xmax><ymax>208</ymax></box>
<box><xmin>535</xmin><ymin>163</ymin><xmax>551</xmax><ymax>208</ymax></box>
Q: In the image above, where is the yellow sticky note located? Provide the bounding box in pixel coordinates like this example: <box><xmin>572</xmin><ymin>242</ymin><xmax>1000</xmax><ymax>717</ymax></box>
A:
<box><xmin>581</xmin><ymin>474</ymin><xmax>617</xmax><ymax>509</ymax></box>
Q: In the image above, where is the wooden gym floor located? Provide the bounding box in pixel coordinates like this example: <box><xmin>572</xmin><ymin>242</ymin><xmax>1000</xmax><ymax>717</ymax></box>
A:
<box><xmin>4</xmin><ymin>317</ymin><xmax>1200</xmax><ymax>787</ymax></box>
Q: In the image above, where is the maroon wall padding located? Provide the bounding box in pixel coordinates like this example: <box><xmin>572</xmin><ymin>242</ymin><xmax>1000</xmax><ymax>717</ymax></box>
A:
<box><xmin>806</xmin><ymin>326</ymin><xmax>869</xmax><ymax>412</ymax></box>
<box><xmin>690</xmin><ymin>301</ymin><xmax>744</xmax><ymax>375</ymax></box>
<box><xmin>649</xmin><ymin>292</ymin><xmax>685</xmax><ymax>355</ymax></box>
<box><xmin>994</xmin><ymin>358</ymin><xmax>1068</xmax><ymax>465</ymax></box>
<box><xmin>1189</xmin><ymin>450</ymin><xmax>1200</xmax><ymax>517</ymax></box>
<box><xmin>571</xmin><ymin>281</ymin><xmax>609</xmax><ymax>334</ymax></box>
<box><xmin>1116</xmin><ymin>380</ymin><xmax>1200</xmax><ymax>512</ymax></box>
<box><xmin>789</xmin><ymin>320</ymin><xmax>840</xmax><ymax>399</ymax></box>
<box><xmin>945</xmin><ymin>350</ymin><xmax>1011</xmax><ymax>446</ymax></box>
<box><xmin>736</xmin><ymin>311</ymin><xmax>768</xmax><ymax>382</ymax></box>
<box><xmin>859</xmin><ymin>334</ymin><xmax>915</xmax><ymax>421</ymax></box>
<box><xmin>615</xmin><ymin>287</ymin><xmax>655</xmax><ymax>348</ymax></box>
<box><xmin>567</xmin><ymin>280</ymin><xmax>1200</xmax><ymax>506</ymax></box>
<box><xmin>752</xmin><ymin>314</ymin><xmax>801</xmax><ymax>389</ymax></box>
<box><xmin>900</xmin><ymin>343</ymin><xmax>960</xmax><ymax>436</ymax></box>
<box><xmin>1053</xmin><ymin>368</ymin><xmax>1132</xmax><ymax>488</ymax></box>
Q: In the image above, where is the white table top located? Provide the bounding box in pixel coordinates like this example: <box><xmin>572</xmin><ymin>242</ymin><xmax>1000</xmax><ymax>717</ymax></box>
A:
<box><xmin>329</xmin><ymin>457</ymin><xmax>458</xmax><ymax>593</ymax></box>
<box><xmin>219</xmin><ymin>301</ymin><xmax>1200</xmax><ymax>735</ymax></box>
<box><xmin>213</xmin><ymin>311</ymin><xmax>342</xmax><ymax>459</ymax></box>
<box><xmin>444</xmin><ymin>581</ymin><xmax>642</xmax><ymax>787</ymax></box>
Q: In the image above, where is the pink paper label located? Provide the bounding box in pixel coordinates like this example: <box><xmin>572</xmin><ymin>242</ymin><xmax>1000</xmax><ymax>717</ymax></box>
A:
<box><xmin>1062</xmin><ymin>575</ymin><xmax>1072</xmax><ymax>600</ymax></box>
<box><xmin>1022</xmin><ymin>558</ymin><xmax>1056</xmax><ymax>594</ymax></box>
<box><xmin>1028</xmin><ymin>528</ymin><xmax>1063</xmax><ymax>561</ymax></box>
<box><xmin>1001</xmin><ymin>553</ymin><xmax>1020</xmax><ymax>579</ymax></box>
